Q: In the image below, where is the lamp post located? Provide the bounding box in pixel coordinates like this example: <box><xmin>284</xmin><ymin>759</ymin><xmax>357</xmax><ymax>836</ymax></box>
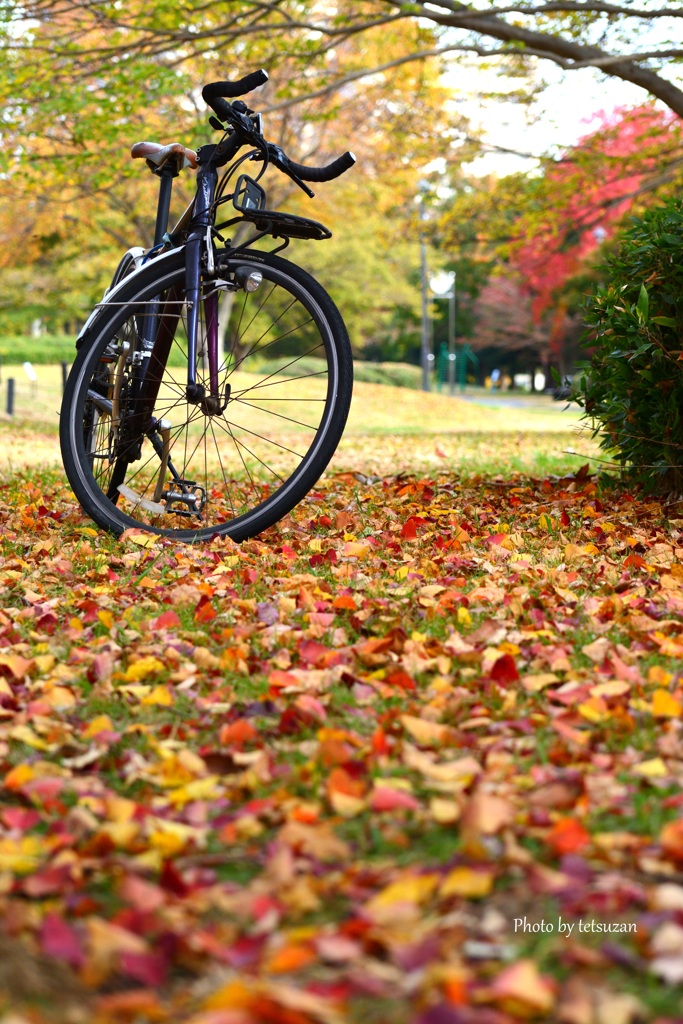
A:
<box><xmin>418</xmin><ymin>182</ymin><xmax>431</xmax><ymax>392</ymax></box>
<box><xmin>431</xmin><ymin>270</ymin><xmax>456</xmax><ymax>396</ymax></box>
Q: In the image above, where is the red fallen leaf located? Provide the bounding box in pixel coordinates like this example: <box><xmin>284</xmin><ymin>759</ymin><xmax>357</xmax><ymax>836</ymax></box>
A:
<box><xmin>39</xmin><ymin>912</ymin><xmax>84</xmax><ymax>968</ymax></box>
<box><xmin>327</xmin><ymin>766</ymin><xmax>367</xmax><ymax>798</ymax></box>
<box><xmin>268</xmin><ymin>669</ymin><xmax>300</xmax><ymax>690</ymax></box>
<box><xmin>490</xmin><ymin>653</ymin><xmax>520</xmax><ymax>684</ymax></box>
<box><xmin>484</xmin><ymin>532</ymin><xmax>509</xmax><ymax>546</ymax></box>
<box><xmin>279</xmin><ymin>544</ymin><xmax>298</xmax><ymax>561</ymax></box>
<box><xmin>660</xmin><ymin>818</ymin><xmax>683</xmax><ymax>862</ymax></box>
<box><xmin>120</xmin><ymin>950</ymin><xmax>168</xmax><ymax>987</ymax></box>
<box><xmin>37</xmin><ymin>505</ymin><xmax>62</xmax><ymax>520</ymax></box>
<box><xmin>371</xmin><ymin>727</ymin><xmax>390</xmax><ymax>756</ymax></box>
<box><xmin>220</xmin><ymin>719</ymin><xmax>258</xmax><ymax>747</ymax></box>
<box><xmin>401</xmin><ymin>516</ymin><xmax>428</xmax><ymax>540</ymax></box>
<box><xmin>24</xmin><ymin>777</ymin><xmax>65</xmax><ymax>802</ymax></box>
<box><xmin>76</xmin><ymin>598</ymin><xmax>101</xmax><ymax>624</ymax></box>
<box><xmin>21</xmin><ymin>864</ymin><xmax>75</xmax><ymax>897</ymax></box>
<box><xmin>194</xmin><ymin>595</ymin><xmax>217</xmax><ymax>623</ymax></box>
<box><xmin>624</xmin><ymin>553</ymin><xmax>646</xmax><ymax>569</ymax></box>
<box><xmin>152</xmin><ymin>609</ymin><xmax>182</xmax><ymax>630</ymax></box>
<box><xmin>298</xmin><ymin>640</ymin><xmax>347</xmax><ymax>668</ymax></box>
<box><xmin>279</xmin><ymin>705</ymin><xmax>320</xmax><ymax>734</ymax></box>
<box><xmin>2</xmin><ymin>807</ymin><xmax>41</xmax><ymax>829</ymax></box>
<box><xmin>159</xmin><ymin>860</ymin><xmax>190</xmax><ymax>897</ymax></box>
<box><xmin>385</xmin><ymin>669</ymin><xmax>417</xmax><ymax>691</ymax></box>
<box><xmin>94</xmin><ymin>991</ymin><xmax>166</xmax><ymax>1021</ymax></box>
<box><xmin>370</xmin><ymin>787</ymin><xmax>421</xmax><ymax>812</ymax></box>
<box><xmin>561</xmin><ymin>509</ymin><xmax>571</xmax><ymax>527</ymax></box>
<box><xmin>296</xmin><ymin>694</ymin><xmax>326</xmax><ymax>721</ymax></box>
<box><xmin>333</xmin><ymin>594</ymin><xmax>357</xmax><ymax>611</ymax></box>
<box><xmin>119</xmin><ymin>875</ymin><xmax>166</xmax><ymax>914</ymax></box>
<box><xmin>546</xmin><ymin>817</ymin><xmax>591</xmax><ymax>854</ymax></box>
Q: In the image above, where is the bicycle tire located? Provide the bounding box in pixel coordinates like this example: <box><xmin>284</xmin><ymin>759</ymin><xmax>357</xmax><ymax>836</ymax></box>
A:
<box><xmin>60</xmin><ymin>248</ymin><xmax>353</xmax><ymax>542</ymax></box>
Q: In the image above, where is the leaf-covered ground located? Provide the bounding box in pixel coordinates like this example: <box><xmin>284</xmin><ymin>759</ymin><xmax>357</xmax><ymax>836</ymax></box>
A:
<box><xmin>1</xmin><ymin>449</ymin><xmax>683</xmax><ymax>1024</ymax></box>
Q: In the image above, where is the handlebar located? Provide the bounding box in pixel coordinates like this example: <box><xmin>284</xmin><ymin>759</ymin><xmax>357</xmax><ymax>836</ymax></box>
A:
<box><xmin>285</xmin><ymin>151</ymin><xmax>357</xmax><ymax>183</ymax></box>
<box><xmin>202</xmin><ymin>69</ymin><xmax>269</xmax><ymax>104</ymax></box>
<box><xmin>202</xmin><ymin>70</ymin><xmax>356</xmax><ymax>187</ymax></box>
<box><xmin>202</xmin><ymin>70</ymin><xmax>269</xmax><ymax>124</ymax></box>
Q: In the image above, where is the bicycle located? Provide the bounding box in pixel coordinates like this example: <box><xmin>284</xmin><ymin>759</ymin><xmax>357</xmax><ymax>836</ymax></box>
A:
<box><xmin>60</xmin><ymin>69</ymin><xmax>355</xmax><ymax>542</ymax></box>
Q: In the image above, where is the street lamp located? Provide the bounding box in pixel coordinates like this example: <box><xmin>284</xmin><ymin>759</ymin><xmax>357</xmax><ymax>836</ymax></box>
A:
<box><xmin>418</xmin><ymin>181</ymin><xmax>431</xmax><ymax>392</ymax></box>
<box><xmin>431</xmin><ymin>270</ymin><xmax>456</xmax><ymax>396</ymax></box>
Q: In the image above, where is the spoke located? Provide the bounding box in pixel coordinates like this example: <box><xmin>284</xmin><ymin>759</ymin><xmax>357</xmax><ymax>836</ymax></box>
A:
<box><xmin>215</xmin><ymin>419</ymin><xmax>287</xmax><ymax>488</ymax></box>
<box><xmin>209</xmin><ymin>418</ymin><xmax>238</xmax><ymax>520</ymax></box>
<box><xmin>231</xmin><ymin>365</ymin><xmax>328</xmax><ymax>398</ymax></box>
<box><xmin>221</xmin><ymin>416</ymin><xmax>261</xmax><ymax>501</ymax></box>
<box><xmin>232</xmin><ymin>311</ymin><xmax>317</xmax><ymax>375</ymax></box>
<box><xmin>212</xmin><ymin>414</ymin><xmax>307</xmax><ymax>461</ymax></box>
<box><xmin>232</xmin><ymin>397</ymin><xmax>320</xmax><ymax>432</ymax></box>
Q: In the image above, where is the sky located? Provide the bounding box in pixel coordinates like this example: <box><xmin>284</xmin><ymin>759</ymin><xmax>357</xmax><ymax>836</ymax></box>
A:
<box><xmin>443</xmin><ymin>26</ymin><xmax>683</xmax><ymax>177</ymax></box>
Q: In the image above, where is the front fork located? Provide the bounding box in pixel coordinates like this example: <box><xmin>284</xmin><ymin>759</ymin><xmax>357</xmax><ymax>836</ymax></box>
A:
<box><xmin>185</xmin><ymin>146</ymin><xmax>234</xmax><ymax>407</ymax></box>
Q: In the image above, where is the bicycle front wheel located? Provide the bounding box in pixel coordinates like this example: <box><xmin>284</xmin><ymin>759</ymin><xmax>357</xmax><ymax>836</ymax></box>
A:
<box><xmin>60</xmin><ymin>249</ymin><xmax>353</xmax><ymax>541</ymax></box>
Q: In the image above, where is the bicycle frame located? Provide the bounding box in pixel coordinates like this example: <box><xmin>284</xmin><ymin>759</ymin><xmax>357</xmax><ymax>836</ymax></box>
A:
<box><xmin>148</xmin><ymin>137</ymin><xmax>242</xmax><ymax>411</ymax></box>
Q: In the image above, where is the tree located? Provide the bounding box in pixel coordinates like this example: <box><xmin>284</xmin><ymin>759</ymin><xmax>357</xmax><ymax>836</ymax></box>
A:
<box><xmin>435</xmin><ymin>102</ymin><xmax>683</xmax><ymax>376</ymax></box>
<box><xmin>3</xmin><ymin>0</ymin><xmax>683</xmax><ymax>121</ymax></box>
<box><xmin>0</xmin><ymin>9</ymin><xmax>461</xmax><ymax>336</ymax></box>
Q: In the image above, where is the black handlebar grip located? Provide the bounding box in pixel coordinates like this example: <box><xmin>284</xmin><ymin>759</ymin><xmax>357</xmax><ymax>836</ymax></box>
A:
<box><xmin>202</xmin><ymin>70</ymin><xmax>269</xmax><ymax>104</ymax></box>
<box><xmin>286</xmin><ymin>151</ymin><xmax>357</xmax><ymax>183</ymax></box>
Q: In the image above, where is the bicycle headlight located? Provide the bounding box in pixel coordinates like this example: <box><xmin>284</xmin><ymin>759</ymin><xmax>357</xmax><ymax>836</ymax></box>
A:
<box><xmin>235</xmin><ymin>267</ymin><xmax>263</xmax><ymax>292</ymax></box>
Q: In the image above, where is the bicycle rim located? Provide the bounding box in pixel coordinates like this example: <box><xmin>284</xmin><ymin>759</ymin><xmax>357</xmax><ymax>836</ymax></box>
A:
<box><xmin>61</xmin><ymin>250</ymin><xmax>353</xmax><ymax>541</ymax></box>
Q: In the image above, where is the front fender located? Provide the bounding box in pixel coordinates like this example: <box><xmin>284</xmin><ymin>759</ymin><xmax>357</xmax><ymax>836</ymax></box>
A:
<box><xmin>76</xmin><ymin>245</ymin><xmax>185</xmax><ymax>350</ymax></box>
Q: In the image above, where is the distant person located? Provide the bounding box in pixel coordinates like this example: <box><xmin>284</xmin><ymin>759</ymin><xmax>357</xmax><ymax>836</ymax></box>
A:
<box><xmin>490</xmin><ymin>368</ymin><xmax>501</xmax><ymax>391</ymax></box>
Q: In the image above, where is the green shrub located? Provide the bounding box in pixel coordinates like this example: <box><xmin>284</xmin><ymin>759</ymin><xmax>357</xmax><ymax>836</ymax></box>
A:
<box><xmin>0</xmin><ymin>336</ymin><xmax>76</xmax><ymax>365</ymax></box>
<box><xmin>577</xmin><ymin>196</ymin><xmax>683</xmax><ymax>494</ymax></box>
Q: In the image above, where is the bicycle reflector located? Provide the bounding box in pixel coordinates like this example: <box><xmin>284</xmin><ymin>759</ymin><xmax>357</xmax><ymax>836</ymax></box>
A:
<box><xmin>233</xmin><ymin>174</ymin><xmax>266</xmax><ymax>212</ymax></box>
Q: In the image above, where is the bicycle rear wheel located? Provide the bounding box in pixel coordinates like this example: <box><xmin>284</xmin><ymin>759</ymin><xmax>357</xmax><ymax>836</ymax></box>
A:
<box><xmin>60</xmin><ymin>249</ymin><xmax>353</xmax><ymax>541</ymax></box>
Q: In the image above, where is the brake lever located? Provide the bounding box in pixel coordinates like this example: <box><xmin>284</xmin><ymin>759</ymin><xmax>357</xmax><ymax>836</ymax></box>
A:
<box><xmin>267</xmin><ymin>145</ymin><xmax>315</xmax><ymax>198</ymax></box>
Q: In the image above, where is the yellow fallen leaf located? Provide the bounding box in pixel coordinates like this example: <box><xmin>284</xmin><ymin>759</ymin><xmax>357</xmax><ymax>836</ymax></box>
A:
<box><xmin>633</xmin><ymin>757</ymin><xmax>668</xmax><ymax>778</ymax></box>
<box><xmin>577</xmin><ymin>697</ymin><xmax>610</xmax><ymax>723</ymax></box>
<box><xmin>9</xmin><ymin>724</ymin><xmax>50</xmax><ymax>751</ymax></box>
<box><xmin>0</xmin><ymin>835</ymin><xmax>46</xmax><ymax>874</ymax></box>
<box><xmin>141</xmin><ymin>684</ymin><xmax>173</xmax><ymax>707</ymax></box>
<box><xmin>98</xmin><ymin>610</ymin><xmax>114</xmax><ymax>629</ymax></box>
<box><xmin>98</xmin><ymin>821</ymin><xmax>140</xmax><ymax>849</ymax></box>
<box><xmin>590</xmin><ymin>681</ymin><xmax>630</xmax><ymax>698</ymax></box>
<box><xmin>489</xmin><ymin>959</ymin><xmax>555</xmax><ymax>1014</ymax></box>
<box><xmin>147</xmin><ymin>819</ymin><xmax>205</xmax><ymax>856</ymax></box>
<box><xmin>366</xmin><ymin>873</ymin><xmax>439</xmax><ymax>913</ymax></box>
<box><xmin>343</xmin><ymin>541</ymin><xmax>370</xmax><ymax>558</ymax></box>
<box><xmin>462</xmin><ymin>791</ymin><xmax>514</xmax><ymax>835</ymax></box>
<box><xmin>167</xmin><ymin>776</ymin><xmax>223</xmax><ymax>807</ymax></box>
<box><xmin>83</xmin><ymin>714</ymin><xmax>114</xmax><ymax>739</ymax></box>
<box><xmin>43</xmin><ymin>685</ymin><xmax>77</xmax><ymax>709</ymax></box>
<box><xmin>648</xmin><ymin>665</ymin><xmax>673</xmax><ymax>687</ymax></box>
<box><xmin>522</xmin><ymin>673</ymin><xmax>560</xmax><ymax>693</ymax></box>
<box><xmin>401</xmin><ymin>714</ymin><xmax>450</xmax><ymax>747</ymax></box>
<box><xmin>328</xmin><ymin>790</ymin><xmax>366</xmax><ymax>817</ymax></box>
<box><xmin>121</xmin><ymin>530</ymin><xmax>158</xmax><ymax>548</ymax></box>
<box><xmin>202</xmin><ymin>979</ymin><xmax>254</xmax><ymax>1011</ymax></box>
<box><xmin>440</xmin><ymin>866</ymin><xmax>494</xmax><ymax>899</ymax></box>
<box><xmin>457</xmin><ymin>606</ymin><xmax>472</xmax><ymax>627</ymax></box>
<box><xmin>124</xmin><ymin>656</ymin><xmax>166</xmax><ymax>682</ymax></box>
<box><xmin>430</xmin><ymin>797</ymin><xmax>461</xmax><ymax>823</ymax></box>
<box><xmin>652</xmin><ymin>689</ymin><xmax>682</xmax><ymax>718</ymax></box>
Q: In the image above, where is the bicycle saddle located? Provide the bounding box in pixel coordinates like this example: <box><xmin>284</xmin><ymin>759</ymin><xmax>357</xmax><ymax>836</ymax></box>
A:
<box><xmin>131</xmin><ymin>141</ymin><xmax>198</xmax><ymax>170</ymax></box>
